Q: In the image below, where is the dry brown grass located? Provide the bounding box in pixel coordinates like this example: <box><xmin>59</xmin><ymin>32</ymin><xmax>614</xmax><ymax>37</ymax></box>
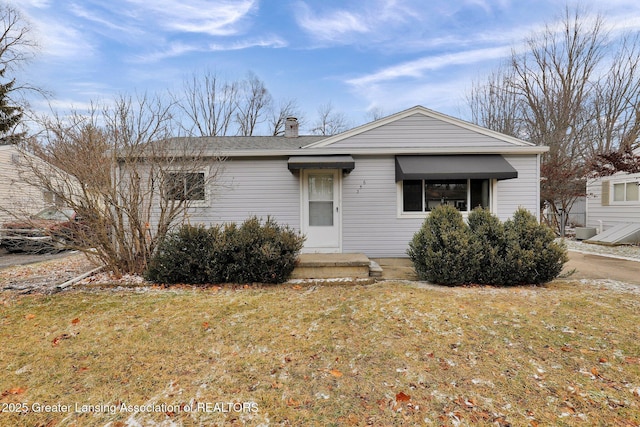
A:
<box><xmin>1</xmin><ymin>280</ymin><xmax>639</xmax><ymax>426</ymax></box>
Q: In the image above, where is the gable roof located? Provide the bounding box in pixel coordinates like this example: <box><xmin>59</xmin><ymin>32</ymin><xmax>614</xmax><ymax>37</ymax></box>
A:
<box><xmin>134</xmin><ymin>105</ymin><xmax>547</xmax><ymax>159</ymax></box>
<box><xmin>303</xmin><ymin>105</ymin><xmax>537</xmax><ymax>150</ymax></box>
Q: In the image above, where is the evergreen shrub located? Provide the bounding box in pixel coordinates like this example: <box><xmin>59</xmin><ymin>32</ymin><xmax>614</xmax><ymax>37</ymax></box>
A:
<box><xmin>145</xmin><ymin>216</ymin><xmax>305</xmax><ymax>284</ymax></box>
<box><xmin>144</xmin><ymin>224</ymin><xmax>216</xmax><ymax>284</ymax></box>
<box><xmin>408</xmin><ymin>205</ymin><xmax>567</xmax><ymax>286</ymax></box>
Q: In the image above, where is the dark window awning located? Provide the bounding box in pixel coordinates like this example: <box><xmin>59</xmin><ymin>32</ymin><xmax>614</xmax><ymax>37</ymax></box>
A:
<box><xmin>288</xmin><ymin>155</ymin><xmax>355</xmax><ymax>172</ymax></box>
<box><xmin>395</xmin><ymin>155</ymin><xmax>518</xmax><ymax>182</ymax></box>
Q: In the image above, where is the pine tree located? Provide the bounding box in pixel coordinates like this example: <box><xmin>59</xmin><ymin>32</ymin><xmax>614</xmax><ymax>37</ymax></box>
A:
<box><xmin>0</xmin><ymin>67</ymin><xmax>23</xmax><ymax>144</ymax></box>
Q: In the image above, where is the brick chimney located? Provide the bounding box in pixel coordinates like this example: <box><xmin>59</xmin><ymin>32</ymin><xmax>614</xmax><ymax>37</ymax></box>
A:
<box><xmin>285</xmin><ymin>117</ymin><xmax>299</xmax><ymax>138</ymax></box>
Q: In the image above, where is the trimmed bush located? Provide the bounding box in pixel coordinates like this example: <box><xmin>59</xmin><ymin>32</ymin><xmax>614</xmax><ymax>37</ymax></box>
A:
<box><xmin>144</xmin><ymin>217</ymin><xmax>305</xmax><ymax>285</ymax></box>
<box><xmin>217</xmin><ymin>216</ymin><xmax>305</xmax><ymax>284</ymax></box>
<box><xmin>144</xmin><ymin>224</ymin><xmax>217</xmax><ymax>284</ymax></box>
<box><xmin>467</xmin><ymin>208</ymin><xmax>514</xmax><ymax>285</ymax></box>
<box><xmin>408</xmin><ymin>205</ymin><xmax>568</xmax><ymax>286</ymax></box>
<box><xmin>504</xmin><ymin>208</ymin><xmax>568</xmax><ymax>285</ymax></box>
<box><xmin>407</xmin><ymin>205</ymin><xmax>479</xmax><ymax>285</ymax></box>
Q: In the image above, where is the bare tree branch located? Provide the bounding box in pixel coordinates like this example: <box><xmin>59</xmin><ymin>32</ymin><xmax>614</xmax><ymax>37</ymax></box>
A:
<box><xmin>17</xmin><ymin>94</ymin><xmax>222</xmax><ymax>274</ymax></box>
<box><xmin>268</xmin><ymin>98</ymin><xmax>303</xmax><ymax>136</ymax></box>
<box><xmin>310</xmin><ymin>102</ymin><xmax>350</xmax><ymax>136</ymax></box>
<box><xmin>174</xmin><ymin>70</ymin><xmax>239</xmax><ymax>137</ymax></box>
<box><xmin>235</xmin><ymin>72</ymin><xmax>272</xmax><ymax>136</ymax></box>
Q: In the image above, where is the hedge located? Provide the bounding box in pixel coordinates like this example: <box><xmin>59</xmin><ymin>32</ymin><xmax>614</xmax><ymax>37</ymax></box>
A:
<box><xmin>408</xmin><ymin>205</ymin><xmax>567</xmax><ymax>286</ymax></box>
<box><xmin>145</xmin><ymin>217</ymin><xmax>305</xmax><ymax>284</ymax></box>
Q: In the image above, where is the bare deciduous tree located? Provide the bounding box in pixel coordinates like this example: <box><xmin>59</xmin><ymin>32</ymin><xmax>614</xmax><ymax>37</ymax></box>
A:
<box><xmin>19</xmin><ymin>94</ymin><xmax>221</xmax><ymax>274</ymax></box>
<box><xmin>468</xmin><ymin>67</ymin><xmax>524</xmax><ymax>138</ymax></box>
<box><xmin>589</xmin><ymin>32</ymin><xmax>640</xmax><ymax>156</ymax></box>
<box><xmin>235</xmin><ymin>72</ymin><xmax>272</xmax><ymax>136</ymax></box>
<box><xmin>175</xmin><ymin>70</ymin><xmax>239</xmax><ymax>137</ymax></box>
<box><xmin>364</xmin><ymin>106</ymin><xmax>386</xmax><ymax>122</ymax></box>
<box><xmin>310</xmin><ymin>102</ymin><xmax>350</xmax><ymax>136</ymax></box>
<box><xmin>268</xmin><ymin>98</ymin><xmax>303</xmax><ymax>136</ymax></box>
<box><xmin>468</xmin><ymin>6</ymin><xmax>640</xmax><ymax>231</ymax></box>
<box><xmin>0</xmin><ymin>3</ymin><xmax>36</xmax><ymax>72</ymax></box>
<box><xmin>0</xmin><ymin>3</ymin><xmax>39</xmax><ymax>142</ymax></box>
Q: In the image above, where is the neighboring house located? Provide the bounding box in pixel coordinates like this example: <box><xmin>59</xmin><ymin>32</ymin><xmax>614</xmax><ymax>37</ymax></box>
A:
<box><xmin>586</xmin><ymin>169</ymin><xmax>640</xmax><ymax>242</ymax></box>
<box><xmin>153</xmin><ymin>106</ymin><xmax>548</xmax><ymax>257</ymax></box>
<box><xmin>0</xmin><ymin>144</ymin><xmax>64</xmax><ymax>223</ymax></box>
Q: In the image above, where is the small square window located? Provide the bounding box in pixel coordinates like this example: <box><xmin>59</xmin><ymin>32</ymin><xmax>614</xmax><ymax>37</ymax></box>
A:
<box><xmin>166</xmin><ymin>172</ymin><xmax>205</xmax><ymax>201</ymax></box>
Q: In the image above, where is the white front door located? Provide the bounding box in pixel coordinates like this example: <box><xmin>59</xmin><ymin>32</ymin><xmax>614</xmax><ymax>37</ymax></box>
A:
<box><xmin>302</xmin><ymin>169</ymin><xmax>341</xmax><ymax>252</ymax></box>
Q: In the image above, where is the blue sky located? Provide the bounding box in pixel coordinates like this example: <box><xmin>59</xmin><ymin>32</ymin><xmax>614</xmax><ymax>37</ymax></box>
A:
<box><xmin>16</xmin><ymin>0</ymin><xmax>640</xmax><ymax>133</ymax></box>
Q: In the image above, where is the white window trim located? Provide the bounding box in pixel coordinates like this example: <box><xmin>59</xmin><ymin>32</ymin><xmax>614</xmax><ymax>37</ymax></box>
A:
<box><xmin>396</xmin><ymin>179</ymin><xmax>497</xmax><ymax>219</ymax></box>
<box><xmin>166</xmin><ymin>170</ymin><xmax>209</xmax><ymax>208</ymax></box>
<box><xmin>610</xmin><ymin>179</ymin><xmax>640</xmax><ymax>205</ymax></box>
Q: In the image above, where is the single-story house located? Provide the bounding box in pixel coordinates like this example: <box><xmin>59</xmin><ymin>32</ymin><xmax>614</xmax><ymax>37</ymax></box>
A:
<box><xmin>585</xmin><ymin>156</ymin><xmax>640</xmax><ymax>243</ymax></box>
<box><xmin>154</xmin><ymin>106</ymin><xmax>548</xmax><ymax>257</ymax></box>
<box><xmin>0</xmin><ymin>144</ymin><xmax>66</xmax><ymax>223</ymax></box>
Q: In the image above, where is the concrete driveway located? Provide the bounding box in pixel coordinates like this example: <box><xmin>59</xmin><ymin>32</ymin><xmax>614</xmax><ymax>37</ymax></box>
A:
<box><xmin>563</xmin><ymin>250</ymin><xmax>640</xmax><ymax>285</ymax></box>
<box><xmin>0</xmin><ymin>248</ymin><xmax>76</xmax><ymax>270</ymax></box>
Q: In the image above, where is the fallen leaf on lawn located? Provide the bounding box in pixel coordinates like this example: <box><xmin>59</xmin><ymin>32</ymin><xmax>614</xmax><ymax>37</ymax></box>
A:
<box><xmin>599</xmin><ymin>357</ymin><xmax>608</xmax><ymax>363</ymax></box>
<box><xmin>395</xmin><ymin>392</ymin><xmax>411</xmax><ymax>402</ymax></box>
<box><xmin>25</xmin><ymin>314</ymin><xmax>35</xmax><ymax>320</ymax></box>
<box><xmin>591</xmin><ymin>367</ymin><xmax>600</xmax><ymax>377</ymax></box>
<box><xmin>8</xmin><ymin>387</ymin><xmax>26</xmax><ymax>395</ymax></box>
<box><xmin>286</xmin><ymin>397</ymin><xmax>300</xmax><ymax>407</ymax></box>
<box><xmin>292</xmin><ymin>285</ymin><xmax>302</xmax><ymax>290</ymax></box>
<box><xmin>625</xmin><ymin>356</ymin><xmax>640</xmax><ymax>364</ymax></box>
<box><xmin>71</xmin><ymin>318</ymin><xmax>80</xmax><ymax>325</ymax></box>
<box><xmin>561</xmin><ymin>346</ymin><xmax>572</xmax><ymax>352</ymax></box>
<box><xmin>329</xmin><ymin>369</ymin><xmax>343</xmax><ymax>378</ymax></box>
<box><xmin>52</xmin><ymin>333</ymin><xmax>71</xmax><ymax>347</ymax></box>
<box><xmin>202</xmin><ymin>322</ymin><xmax>209</xmax><ymax>329</ymax></box>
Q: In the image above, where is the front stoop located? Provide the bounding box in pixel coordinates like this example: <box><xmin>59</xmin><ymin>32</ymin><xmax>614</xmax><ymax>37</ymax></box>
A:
<box><xmin>291</xmin><ymin>253</ymin><xmax>374</xmax><ymax>279</ymax></box>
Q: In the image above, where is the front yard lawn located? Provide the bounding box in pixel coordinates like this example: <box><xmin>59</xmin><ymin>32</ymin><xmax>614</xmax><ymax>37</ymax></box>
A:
<box><xmin>1</xmin><ymin>280</ymin><xmax>639</xmax><ymax>426</ymax></box>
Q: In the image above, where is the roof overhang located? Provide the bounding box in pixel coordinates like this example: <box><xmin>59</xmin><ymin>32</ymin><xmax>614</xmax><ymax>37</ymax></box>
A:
<box><xmin>288</xmin><ymin>155</ymin><xmax>355</xmax><ymax>172</ymax></box>
<box><xmin>395</xmin><ymin>155</ymin><xmax>518</xmax><ymax>182</ymax></box>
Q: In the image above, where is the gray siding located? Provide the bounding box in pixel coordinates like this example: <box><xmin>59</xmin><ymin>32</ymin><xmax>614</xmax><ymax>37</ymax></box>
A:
<box><xmin>0</xmin><ymin>146</ymin><xmax>49</xmax><ymax>223</ymax></box>
<box><xmin>185</xmin><ymin>158</ymin><xmax>301</xmax><ymax>230</ymax></box>
<box><xmin>152</xmin><ymin>153</ymin><xmax>540</xmax><ymax>258</ymax></box>
<box><xmin>341</xmin><ymin>154</ymin><xmax>540</xmax><ymax>257</ymax></box>
<box><xmin>342</xmin><ymin>156</ymin><xmax>422</xmax><ymax>257</ymax></box>
<box><xmin>496</xmin><ymin>155</ymin><xmax>540</xmax><ymax>221</ymax></box>
<box><xmin>331</xmin><ymin>114</ymin><xmax>520</xmax><ymax>149</ymax></box>
<box><xmin>586</xmin><ymin>173</ymin><xmax>640</xmax><ymax>230</ymax></box>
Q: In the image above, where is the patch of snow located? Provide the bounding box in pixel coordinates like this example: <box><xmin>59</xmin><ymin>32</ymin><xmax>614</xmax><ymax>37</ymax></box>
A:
<box><xmin>563</xmin><ymin>239</ymin><xmax>640</xmax><ymax>261</ymax></box>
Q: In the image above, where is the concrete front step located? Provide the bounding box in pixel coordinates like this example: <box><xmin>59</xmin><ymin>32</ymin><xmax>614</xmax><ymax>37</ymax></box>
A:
<box><xmin>291</xmin><ymin>253</ymin><xmax>373</xmax><ymax>279</ymax></box>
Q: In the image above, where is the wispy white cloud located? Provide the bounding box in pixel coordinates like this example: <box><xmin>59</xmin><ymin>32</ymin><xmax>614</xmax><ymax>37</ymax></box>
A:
<box><xmin>124</xmin><ymin>0</ymin><xmax>257</xmax><ymax>36</ymax></box>
<box><xmin>294</xmin><ymin>3</ymin><xmax>369</xmax><ymax>42</ymax></box>
<box><xmin>132</xmin><ymin>42</ymin><xmax>202</xmax><ymax>63</ymax></box>
<box><xmin>16</xmin><ymin>0</ymin><xmax>51</xmax><ymax>7</ymax></box>
<box><xmin>346</xmin><ymin>46</ymin><xmax>512</xmax><ymax>87</ymax></box>
<box><xmin>28</xmin><ymin>15</ymin><xmax>96</xmax><ymax>60</ymax></box>
<box><xmin>69</xmin><ymin>3</ymin><xmax>142</xmax><ymax>36</ymax></box>
<box><xmin>293</xmin><ymin>0</ymin><xmax>420</xmax><ymax>44</ymax></box>
<box><xmin>134</xmin><ymin>35</ymin><xmax>287</xmax><ymax>63</ymax></box>
<box><xmin>208</xmin><ymin>36</ymin><xmax>288</xmax><ymax>51</ymax></box>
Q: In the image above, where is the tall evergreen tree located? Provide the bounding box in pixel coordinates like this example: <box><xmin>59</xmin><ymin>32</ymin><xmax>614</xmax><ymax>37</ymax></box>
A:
<box><xmin>0</xmin><ymin>67</ymin><xmax>23</xmax><ymax>144</ymax></box>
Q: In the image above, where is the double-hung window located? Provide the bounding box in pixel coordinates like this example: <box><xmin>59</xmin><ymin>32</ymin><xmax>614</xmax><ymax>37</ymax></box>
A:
<box><xmin>165</xmin><ymin>172</ymin><xmax>206</xmax><ymax>201</ymax></box>
<box><xmin>612</xmin><ymin>180</ymin><xmax>640</xmax><ymax>203</ymax></box>
<box><xmin>401</xmin><ymin>179</ymin><xmax>491</xmax><ymax>213</ymax></box>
